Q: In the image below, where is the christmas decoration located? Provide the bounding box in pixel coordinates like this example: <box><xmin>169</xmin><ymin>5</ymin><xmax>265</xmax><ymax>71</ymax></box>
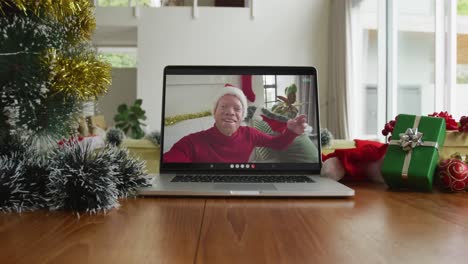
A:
<box><xmin>429</xmin><ymin>111</ymin><xmax>459</xmax><ymax>130</ymax></box>
<box><xmin>320</xmin><ymin>128</ymin><xmax>334</xmax><ymax>148</ymax></box>
<box><xmin>0</xmin><ymin>0</ymin><xmax>110</xmax><ymax>142</ymax></box>
<box><xmin>45</xmin><ymin>48</ymin><xmax>111</xmax><ymax>100</ymax></box>
<box><xmin>459</xmin><ymin>116</ymin><xmax>468</xmax><ymax>132</ymax></box>
<box><xmin>381</xmin><ymin>114</ymin><xmax>446</xmax><ymax>191</ymax></box>
<box><xmin>381</xmin><ymin>117</ymin><xmax>397</xmax><ymax>140</ymax></box>
<box><xmin>382</xmin><ymin>112</ymin><xmax>466</xmax><ymax>140</ymax></box>
<box><xmin>213</xmin><ymin>84</ymin><xmax>248</xmax><ymax>119</ymax></box>
<box><xmin>145</xmin><ymin>130</ymin><xmax>161</xmax><ymax>146</ymax></box>
<box><xmin>106</xmin><ymin>127</ymin><xmax>126</xmax><ymax>146</ymax></box>
<box><xmin>241</xmin><ymin>75</ymin><xmax>255</xmax><ymax>102</ymax></box>
<box><xmin>260</xmin><ymin>108</ymin><xmax>289</xmax><ymax>122</ymax></box>
<box><xmin>322</xmin><ymin>140</ymin><xmax>387</xmax><ymax>182</ymax></box>
<box><xmin>0</xmin><ymin>149</ymin><xmax>48</xmax><ymax>213</ymax></box>
<box><xmin>0</xmin><ymin>1</ymin><xmax>121</xmax><ymax>214</ymax></box>
<box><xmin>0</xmin><ymin>0</ymin><xmax>96</xmax><ymax>43</ymax></box>
<box><xmin>438</xmin><ymin>158</ymin><xmax>468</xmax><ymax>192</ymax></box>
<box><xmin>106</xmin><ymin>146</ymin><xmax>149</xmax><ymax>198</ymax></box>
<box><xmin>164</xmin><ymin>110</ymin><xmax>211</xmax><ymax>126</ymax></box>
<box><xmin>47</xmin><ymin>141</ymin><xmax>119</xmax><ymax>214</ymax></box>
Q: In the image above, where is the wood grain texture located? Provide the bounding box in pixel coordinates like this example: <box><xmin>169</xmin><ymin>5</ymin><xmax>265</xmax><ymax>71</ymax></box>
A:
<box><xmin>2</xmin><ymin>184</ymin><xmax>468</xmax><ymax>264</ymax></box>
<box><xmin>0</xmin><ymin>198</ymin><xmax>205</xmax><ymax>264</ymax></box>
<box><xmin>197</xmin><ymin>183</ymin><xmax>468</xmax><ymax>264</ymax></box>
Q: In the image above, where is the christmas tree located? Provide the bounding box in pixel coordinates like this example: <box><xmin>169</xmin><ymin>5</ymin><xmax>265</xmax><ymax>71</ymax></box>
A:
<box><xmin>0</xmin><ymin>1</ymin><xmax>148</xmax><ymax>214</ymax></box>
<box><xmin>0</xmin><ymin>0</ymin><xmax>111</xmax><ymax>147</ymax></box>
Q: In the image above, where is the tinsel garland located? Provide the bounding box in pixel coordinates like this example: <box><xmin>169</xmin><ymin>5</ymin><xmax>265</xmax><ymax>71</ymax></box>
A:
<box><xmin>165</xmin><ymin>110</ymin><xmax>212</xmax><ymax>126</ymax></box>
<box><xmin>106</xmin><ymin>127</ymin><xmax>126</xmax><ymax>146</ymax></box>
<box><xmin>0</xmin><ymin>0</ymin><xmax>95</xmax><ymax>43</ymax></box>
<box><xmin>145</xmin><ymin>131</ymin><xmax>161</xmax><ymax>146</ymax></box>
<box><xmin>0</xmin><ymin>151</ymin><xmax>47</xmax><ymax>212</ymax></box>
<box><xmin>107</xmin><ymin>146</ymin><xmax>149</xmax><ymax>198</ymax></box>
<box><xmin>0</xmin><ymin>133</ymin><xmax>25</xmax><ymax>157</ymax></box>
<box><xmin>44</xmin><ymin>48</ymin><xmax>112</xmax><ymax>101</ymax></box>
<box><xmin>47</xmin><ymin>141</ymin><xmax>120</xmax><ymax>214</ymax></box>
<box><xmin>0</xmin><ymin>153</ymin><xmax>26</xmax><ymax>212</ymax></box>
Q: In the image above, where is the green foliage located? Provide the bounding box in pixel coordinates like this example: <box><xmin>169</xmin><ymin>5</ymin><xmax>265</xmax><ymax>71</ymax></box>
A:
<box><xmin>457</xmin><ymin>75</ymin><xmax>468</xmax><ymax>84</ymax></box>
<box><xmin>99</xmin><ymin>53</ymin><xmax>137</xmax><ymax>68</ymax></box>
<box><xmin>114</xmin><ymin>99</ymin><xmax>147</xmax><ymax>139</ymax></box>
<box><xmin>271</xmin><ymin>84</ymin><xmax>300</xmax><ymax>118</ymax></box>
<box><xmin>458</xmin><ymin>0</ymin><xmax>468</xmax><ymax>16</ymax></box>
<box><xmin>457</xmin><ymin>65</ymin><xmax>468</xmax><ymax>84</ymax></box>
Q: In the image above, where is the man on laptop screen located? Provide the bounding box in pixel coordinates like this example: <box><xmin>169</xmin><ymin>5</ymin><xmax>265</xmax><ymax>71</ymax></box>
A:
<box><xmin>138</xmin><ymin>66</ymin><xmax>354</xmax><ymax>197</ymax></box>
<box><xmin>163</xmin><ymin>84</ymin><xmax>308</xmax><ymax>163</ymax></box>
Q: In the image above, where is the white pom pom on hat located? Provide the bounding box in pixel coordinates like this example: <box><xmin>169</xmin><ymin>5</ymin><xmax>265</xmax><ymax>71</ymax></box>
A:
<box><xmin>212</xmin><ymin>84</ymin><xmax>248</xmax><ymax>119</ymax></box>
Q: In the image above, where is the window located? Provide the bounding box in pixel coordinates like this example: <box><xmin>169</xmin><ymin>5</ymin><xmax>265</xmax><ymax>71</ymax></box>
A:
<box><xmin>456</xmin><ymin>0</ymin><xmax>468</xmax><ymax>118</ymax></box>
<box><xmin>349</xmin><ymin>0</ymin><xmax>383</xmax><ymax>139</ymax></box>
<box><xmin>350</xmin><ymin>0</ymin><xmax>466</xmax><ymax>140</ymax></box>
<box><xmin>97</xmin><ymin>47</ymin><xmax>137</xmax><ymax>68</ymax></box>
<box><xmin>263</xmin><ymin>75</ymin><xmax>277</xmax><ymax>109</ymax></box>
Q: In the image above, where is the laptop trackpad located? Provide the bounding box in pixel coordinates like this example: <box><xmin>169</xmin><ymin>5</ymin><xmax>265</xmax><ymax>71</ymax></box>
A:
<box><xmin>214</xmin><ymin>184</ymin><xmax>277</xmax><ymax>191</ymax></box>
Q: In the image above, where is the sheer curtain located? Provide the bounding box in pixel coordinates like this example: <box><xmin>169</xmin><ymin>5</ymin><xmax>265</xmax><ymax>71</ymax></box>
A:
<box><xmin>326</xmin><ymin>0</ymin><xmax>353</xmax><ymax>139</ymax></box>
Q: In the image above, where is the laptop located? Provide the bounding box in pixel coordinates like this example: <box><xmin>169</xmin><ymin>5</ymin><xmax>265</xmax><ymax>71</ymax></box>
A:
<box><xmin>138</xmin><ymin>66</ymin><xmax>354</xmax><ymax>197</ymax></box>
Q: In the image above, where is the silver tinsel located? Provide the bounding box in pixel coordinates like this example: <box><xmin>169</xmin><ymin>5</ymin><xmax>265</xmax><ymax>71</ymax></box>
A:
<box><xmin>0</xmin><ymin>151</ymin><xmax>47</xmax><ymax>213</ymax></box>
<box><xmin>105</xmin><ymin>127</ymin><xmax>125</xmax><ymax>146</ymax></box>
<box><xmin>105</xmin><ymin>146</ymin><xmax>149</xmax><ymax>198</ymax></box>
<box><xmin>46</xmin><ymin>141</ymin><xmax>119</xmax><ymax>214</ymax></box>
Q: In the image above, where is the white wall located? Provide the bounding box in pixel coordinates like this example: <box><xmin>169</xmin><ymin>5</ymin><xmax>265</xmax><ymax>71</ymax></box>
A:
<box><xmin>165</xmin><ymin>75</ymin><xmax>240</xmax><ymax>116</ymax></box>
<box><xmin>138</xmin><ymin>0</ymin><xmax>330</xmax><ymax>131</ymax></box>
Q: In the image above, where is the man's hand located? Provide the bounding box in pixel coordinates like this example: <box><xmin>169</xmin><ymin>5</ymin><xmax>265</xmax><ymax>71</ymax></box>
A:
<box><xmin>287</xmin><ymin>114</ymin><xmax>307</xmax><ymax>135</ymax></box>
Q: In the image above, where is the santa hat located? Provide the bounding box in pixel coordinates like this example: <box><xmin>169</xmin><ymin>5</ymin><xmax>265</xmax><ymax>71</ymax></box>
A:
<box><xmin>212</xmin><ymin>84</ymin><xmax>248</xmax><ymax>119</ymax></box>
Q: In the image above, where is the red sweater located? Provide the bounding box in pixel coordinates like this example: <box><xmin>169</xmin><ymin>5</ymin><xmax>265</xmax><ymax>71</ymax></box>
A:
<box><xmin>163</xmin><ymin>125</ymin><xmax>298</xmax><ymax>163</ymax></box>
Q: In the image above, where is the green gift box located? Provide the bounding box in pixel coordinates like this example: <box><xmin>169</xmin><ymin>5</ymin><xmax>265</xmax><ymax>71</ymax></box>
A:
<box><xmin>381</xmin><ymin>114</ymin><xmax>446</xmax><ymax>191</ymax></box>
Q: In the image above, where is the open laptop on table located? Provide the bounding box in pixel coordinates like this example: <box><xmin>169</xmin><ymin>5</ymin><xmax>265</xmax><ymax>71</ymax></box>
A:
<box><xmin>138</xmin><ymin>66</ymin><xmax>354</xmax><ymax>197</ymax></box>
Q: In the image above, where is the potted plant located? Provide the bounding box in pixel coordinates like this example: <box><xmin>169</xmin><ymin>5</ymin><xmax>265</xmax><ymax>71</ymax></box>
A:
<box><xmin>114</xmin><ymin>99</ymin><xmax>147</xmax><ymax>139</ymax></box>
<box><xmin>271</xmin><ymin>84</ymin><xmax>301</xmax><ymax>118</ymax></box>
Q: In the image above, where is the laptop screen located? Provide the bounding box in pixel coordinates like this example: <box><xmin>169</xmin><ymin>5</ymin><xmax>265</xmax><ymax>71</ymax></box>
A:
<box><xmin>160</xmin><ymin>66</ymin><xmax>321</xmax><ymax>173</ymax></box>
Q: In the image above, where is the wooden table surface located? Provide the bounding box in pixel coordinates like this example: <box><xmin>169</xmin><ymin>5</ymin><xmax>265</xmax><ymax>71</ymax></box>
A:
<box><xmin>1</xmin><ymin>182</ymin><xmax>468</xmax><ymax>264</ymax></box>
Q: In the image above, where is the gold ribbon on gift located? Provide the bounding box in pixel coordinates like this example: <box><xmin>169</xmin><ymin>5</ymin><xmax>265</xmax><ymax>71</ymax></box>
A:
<box><xmin>388</xmin><ymin>116</ymin><xmax>439</xmax><ymax>180</ymax></box>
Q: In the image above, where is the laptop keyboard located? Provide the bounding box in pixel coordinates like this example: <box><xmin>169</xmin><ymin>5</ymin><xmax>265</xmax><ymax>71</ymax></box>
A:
<box><xmin>171</xmin><ymin>175</ymin><xmax>314</xmax><ymax>183</ymax></box>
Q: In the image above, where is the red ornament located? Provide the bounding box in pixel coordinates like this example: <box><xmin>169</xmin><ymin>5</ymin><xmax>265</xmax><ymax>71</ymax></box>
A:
<box><xmin>438</xmin><ymin>158</ymin><xmax>468</xmax><ymax>192</ymax></box>
<box><xmin>459</xmin><ymin>116</ymin><xmax>468</xmax><ymax>132</ymax></box>
<box><xmin>429</xmin><ymin>111</ymin><xmax>459</xmax><ymax>130</ymax></box>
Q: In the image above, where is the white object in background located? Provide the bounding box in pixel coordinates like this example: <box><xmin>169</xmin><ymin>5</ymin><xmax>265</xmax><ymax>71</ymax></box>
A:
<box><xmin>192</xmin><ymin>0</ymin><xmax>198</xmax><ymax>19</ymax></box>
<box><xmin>134</xmin><ymin>0</ymin><xmax>140</xmax><ymax>17</ymax></box>
<box><xmin>250</xmin><ymin>0</ymin><xmax>255</xmax><ymax>19</ymax></box>
<box><xmin>82</xmin><ymin>101</ymin><xmax>95</xmax><ymax>117</ymax></box>
<box><xmin>321</xmin><ymin>158</ymin><xmax>345</xmax><ymax>181</ymax></box>
<box><xmin>80</xmin><ymin>136</ymin><xmax>106</xmax><ymax>151</ymax></box>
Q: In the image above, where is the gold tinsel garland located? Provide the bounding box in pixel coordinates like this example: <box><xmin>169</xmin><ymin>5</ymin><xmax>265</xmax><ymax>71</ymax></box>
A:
<box><xmin>165</xmin><ymin>111</ymin><xmax>212</xmax><ymax>126</ymax></box>
<box><xmin>0</xmin><ymin>0</ymin><xmax>95</xmax><ymax>41</ymax></box>
<box><xmin>45</xmin><ymin>49</ymin><xmax>112</xmax><ymax>101</ymax></box>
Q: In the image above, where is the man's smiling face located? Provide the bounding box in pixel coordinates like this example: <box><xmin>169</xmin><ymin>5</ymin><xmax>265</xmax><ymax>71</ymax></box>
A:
<box><xmin>214</xmin><ymin>94</ymin><xmax>243</xmax><ymax>136</ymax></box>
